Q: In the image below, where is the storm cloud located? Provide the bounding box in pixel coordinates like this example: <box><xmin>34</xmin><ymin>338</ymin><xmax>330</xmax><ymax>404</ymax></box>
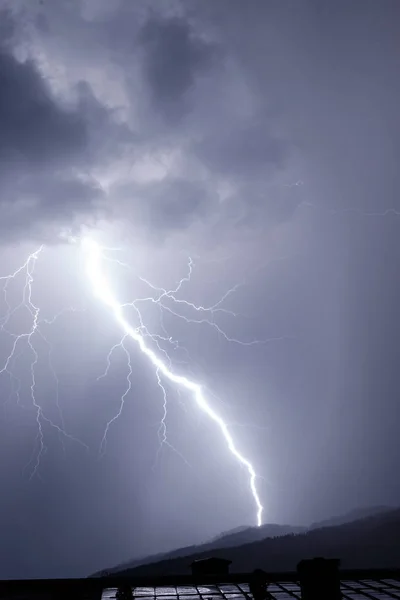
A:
<box><xmin>0</xmin><ymin>0</ymin><xmax>399</xmax><ymax>580</ymax></box>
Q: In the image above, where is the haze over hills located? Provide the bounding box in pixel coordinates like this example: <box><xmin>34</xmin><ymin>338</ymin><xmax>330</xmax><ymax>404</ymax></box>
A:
<box><xmin>309</xmin><ymin>505</ymin><xmax>392</xmax><ymax>529</ymax></box>
<box><xmin>93</xmin><ymin>505</ymin><xmax>395</xmax><ymax>577</ymax></box>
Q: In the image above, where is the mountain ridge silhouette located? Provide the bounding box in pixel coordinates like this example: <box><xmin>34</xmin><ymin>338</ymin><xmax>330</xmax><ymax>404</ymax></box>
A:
<box><xmin>92</xmin><ymin>505</ymin><xmax>395</xmax><ymax>576</ymax></box>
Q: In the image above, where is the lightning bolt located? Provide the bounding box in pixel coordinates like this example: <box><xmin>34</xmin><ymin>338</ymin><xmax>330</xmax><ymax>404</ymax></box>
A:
<box><xmin>0</xmin><ymin>248</ymin><xmax>88</xmax><ymax>478</ymax></box>
<box><xmin>0</xmin><ymin>236</ymin><xmax>274</xmax><ymax>525</ymax></box>
<box><xmin>82</xmin><ymin>237</ymin><xmax>264</xmax><ymax>526</ymax></box>
<box><xmin>3</xmin><ymin>176</ymin><xmax>396</xmax><ymax>529</ymax></box>
<box><xmin>99</xmin><ymin>334</ymin><xmax>132</xmax><ymax>457</ymax></box>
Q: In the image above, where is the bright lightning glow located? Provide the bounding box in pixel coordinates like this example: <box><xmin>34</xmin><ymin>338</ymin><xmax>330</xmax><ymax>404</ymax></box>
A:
<box><xmin>82</xmin><ymin>237</ymin><xmax>264</xmax><ymax>526</ymax></box>
<box><xmin>1</xmin><ymin>236</ymin><xmax>272</xmax><ymax>525</ymax></box>
<box><xmin>5</xmin><ymin>198</ymin><xmax>397</xmax><ymax>527</ymax></box>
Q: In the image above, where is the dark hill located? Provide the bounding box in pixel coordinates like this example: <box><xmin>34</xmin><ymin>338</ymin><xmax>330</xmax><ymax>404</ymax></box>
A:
<box><xmin>115</xmin><ymin>507</ymin><xmax>400</xmax><ymax>576</ymax></box>
<box><xmin>92</xmin><ymin>523</ymin><xmax>303</xmax><ymax>577</ymax></box>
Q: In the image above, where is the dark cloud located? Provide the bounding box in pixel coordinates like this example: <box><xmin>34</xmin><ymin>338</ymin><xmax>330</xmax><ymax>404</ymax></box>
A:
<box><xmin>0</xmin><ymin>33</ymin><xmax>94</xmax><ymax>241</ymax></box>
<box><xmin>3</xmin><ymin>173</ymin><xmax>105</xmax><ymax>242</ymax></box>
<box><xmin>138</xmin><ymin>15</ymin><xmax>219</xmax><ymax>122</ymax></box>
<box><xmin>130</xmin><ymin>10</ymin><xmax>293</xmax><ymax>234</ymax></box>
<box><xmin>0</xmin><ymin>49</ymin><xmax>86</xmax><ymax>166</ymax></box>
<box><xmin>0</xmin><ymin>21</ymin><xmax>135</xmax><ymax>243</ymax></box>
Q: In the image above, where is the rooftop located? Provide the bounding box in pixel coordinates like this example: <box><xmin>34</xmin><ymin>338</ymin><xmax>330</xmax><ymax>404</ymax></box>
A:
<box><xmin>102</xmin><ymin>579</ymin><xmax>400</xmax><ymax>600</ymax></box>
<box><xmin>1</xmin><ymin>563</ymin><xmax>400</xmax><ymax>599</ymax></box>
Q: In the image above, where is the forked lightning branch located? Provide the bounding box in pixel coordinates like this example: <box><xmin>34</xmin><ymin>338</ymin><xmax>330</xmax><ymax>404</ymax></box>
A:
<box><xmin>0</xmin><ymin>236</ymin><xmax>268</xmax><ymax>526</ymax></box>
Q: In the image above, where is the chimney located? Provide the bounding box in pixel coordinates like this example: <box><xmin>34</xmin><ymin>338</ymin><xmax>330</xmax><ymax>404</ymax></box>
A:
<box><xmin>190</xmin><ymin>557</ymin><xmax>232</xmax><ymax>577</ymax></box>
<box><xmin>297</xmin><ymin>557</ymin><xmax>341</xmax><ymax>600</ymax></box>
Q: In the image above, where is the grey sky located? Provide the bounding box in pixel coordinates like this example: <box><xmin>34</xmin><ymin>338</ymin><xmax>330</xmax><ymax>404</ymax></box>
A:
<box><xmin>0</xmin><ymin>0</ymin><xmax>399</xmax><ymax>579</ymax></box>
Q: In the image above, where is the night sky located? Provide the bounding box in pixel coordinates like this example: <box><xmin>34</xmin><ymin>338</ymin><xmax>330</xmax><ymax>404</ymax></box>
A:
<box><xmin>1</xmin><ymin>0</ymin><xmax>400</xmax><ymax>580</ymax></box>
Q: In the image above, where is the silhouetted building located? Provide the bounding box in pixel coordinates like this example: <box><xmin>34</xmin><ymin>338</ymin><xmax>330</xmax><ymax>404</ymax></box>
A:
<box><xmin>249</xmin><ymin>569</ymin><xmax>273</xmax><ymax>600</ymax></box>
<box><xmin>116</xmin><ymin>584</ymin><xmax>133</xmax><ymax>600</ymax></box>
<box><xmin>190</xmin><ymin>557</ymin><xmax>232</xmax><ymax>576</ymax></box>
<box><xmin>297</xmin><ymin>557</ymin><xmax>341</xmax><ymax>600</ymax></box>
